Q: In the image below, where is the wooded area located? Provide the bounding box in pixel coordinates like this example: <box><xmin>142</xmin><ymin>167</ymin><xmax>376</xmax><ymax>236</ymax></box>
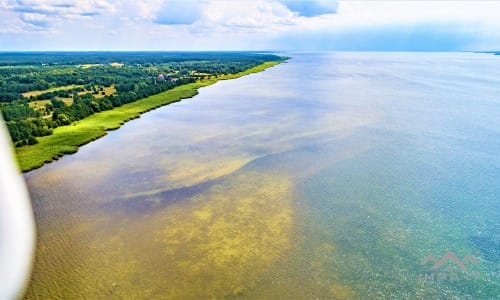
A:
<box><xmin>0</xmin><ymin>52</ymin><xmax>282</xmax><ymax>146</ymax></box>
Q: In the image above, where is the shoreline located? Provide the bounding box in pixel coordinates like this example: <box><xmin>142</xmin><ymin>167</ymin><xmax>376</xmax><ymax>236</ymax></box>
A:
<box><xmin>16</xmin><ymin>60</ymin><xmax>283</xmax><ymax>173</ymax></box>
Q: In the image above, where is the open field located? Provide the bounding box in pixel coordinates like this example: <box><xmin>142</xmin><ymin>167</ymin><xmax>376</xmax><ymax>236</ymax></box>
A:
<box><xmin>28</xmin><ymin>100</ymin><xmax>51</xmax><ymax>110</ymax></box>
<box><xmin>29</xmin><ymin>98</ymin><xmax>74</xmax><ymax>118</ymax></box>
<box><xmin>22</xmin><ymin>84</ymin><xmax>84</xmax><ymax>98</ymax></box>
<box><xmin>61</xmin><ymin>98</ymin><xmax>74</xmax><ymax>106</ymax></box>
<box><xmin>79</xmin><ymin>64</ymin><xmax>102</xmax><ymax>68</ymax></box>
<box><xmin>93</xmin><ymin>85</ymin><xmax>116</xmax><ymax>98</ymax></box>
<box><xmin>28</xmin><ymin>85</ymin><xmax>116</xmax><ymax>112</ymax></box>
<box><xmin>15</xmin><ymin>61</ymin><xmax>281</xmax><ymax>172</ymax></box>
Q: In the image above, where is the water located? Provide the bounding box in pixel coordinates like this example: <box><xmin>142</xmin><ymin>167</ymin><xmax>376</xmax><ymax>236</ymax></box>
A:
<box><xmin>24</xmin><ymin>52</ymin><xmax>499</xmax><ymax>299</ymax></box>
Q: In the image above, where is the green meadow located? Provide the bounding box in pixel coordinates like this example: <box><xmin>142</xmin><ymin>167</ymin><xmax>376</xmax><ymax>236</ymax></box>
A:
<box><xmin>15</xmin><ymin>61</ymin><xmax>281</xmax><ymax>172</ymax></box>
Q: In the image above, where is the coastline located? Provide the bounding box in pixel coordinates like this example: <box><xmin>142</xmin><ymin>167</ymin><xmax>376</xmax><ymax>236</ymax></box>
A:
<box><xmin>15</xmin><ymin>60</ymin><xmax>283</xmax><ymax>172</ymax></box>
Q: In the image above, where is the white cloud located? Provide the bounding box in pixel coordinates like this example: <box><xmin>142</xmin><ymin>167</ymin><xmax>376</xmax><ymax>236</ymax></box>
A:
<box><xmin>334</xmin><ymin>1</ymin><xmax>500</xmax><ymax>27</ymax></box>
<box><xmin>200</xmin><ymin>0</ymin><xmax>296</xmax><ymax>30</ymax></box>
<box><xmin>4</xmin><ymin>0</ymin><xmax>118</xmax><ymax>28</ymax></box>
<box><xmin>116</xmin><ymin>0</ymin><xmax>163</xmax><ymax>22</ymax></box>
<box><xmin>271</xmin><ymin>1</ymin><xmax>500</xmax><ymax>50</ymax></box>
<box><xmin>19</xmin><ymin>12</ymin><xmax>52</xmax><ymax>28</ymax></box>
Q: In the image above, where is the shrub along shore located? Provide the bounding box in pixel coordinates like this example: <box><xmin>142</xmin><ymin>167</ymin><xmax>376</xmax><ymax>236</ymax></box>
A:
<box><xmin>15</xmin><ymin>61</ymin><xmax>282</xmax><ymax>172</ymax></box>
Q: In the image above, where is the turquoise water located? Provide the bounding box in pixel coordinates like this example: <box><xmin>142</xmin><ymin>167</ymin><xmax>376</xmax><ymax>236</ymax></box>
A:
<box><xmin>25</xmin><ymin>53</ymin><xmax>499</xmax><ymax>298</ymax></box>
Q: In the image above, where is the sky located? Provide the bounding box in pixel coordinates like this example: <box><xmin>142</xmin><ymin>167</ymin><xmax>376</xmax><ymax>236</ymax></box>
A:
<box><xmin>1</xmin><ymin>0</ymin><xmax>500</xmax><ymax>51</ymax></box>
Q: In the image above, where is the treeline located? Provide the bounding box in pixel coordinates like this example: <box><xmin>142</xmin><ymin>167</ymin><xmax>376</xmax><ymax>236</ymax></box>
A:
<box><xmin>0</xmin><ymin>52</ymin><xmax>280</xmax><ymax>66</ymax></box>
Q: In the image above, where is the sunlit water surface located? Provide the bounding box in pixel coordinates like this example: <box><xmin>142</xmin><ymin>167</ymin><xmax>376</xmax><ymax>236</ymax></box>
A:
<box><xmin>25</xmin><ymin>53</ymin><xmax>499</xmax><ymax>299</ymax></box>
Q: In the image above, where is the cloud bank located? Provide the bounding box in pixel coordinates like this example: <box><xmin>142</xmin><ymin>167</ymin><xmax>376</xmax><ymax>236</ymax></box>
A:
<box><xmin>0</xmin><ymin>0</ymin><xmax>499</xmax><ymax>51</ymax></box>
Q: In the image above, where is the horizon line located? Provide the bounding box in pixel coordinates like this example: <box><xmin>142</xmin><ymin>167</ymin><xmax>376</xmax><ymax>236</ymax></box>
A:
<box><xmin>0</xmin><ymin>50</ymin><xmax>497</xmax><ymax>54</ymax></box>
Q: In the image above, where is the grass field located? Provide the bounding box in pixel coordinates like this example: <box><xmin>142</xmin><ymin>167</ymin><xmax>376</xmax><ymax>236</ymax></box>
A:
<box><xmin>22</xmin><ymin>84</ymin><xmax>84</xmax><ymax>98</ymax></box>
<box><xmin>94</xmin><ymin>85</ymin><xmax>116</xmax><ymax>98</ymax></box>
<box><xmin>28</xmin><ymin>98</ymin><xmax>74</xmax><ymax>109</ymax></box>
<box><xmin>28</xmin><ymin>100</ymin><xmax>51</xmax><ymax>110</ymax></box>
<box><xmin>79</xmin><ymin>64</ymin><xmax>102</xmax><ymax>69</ymax></box>
<box><xmin>15</xmin><ymin>61</ymin><xmax>282</xmax><ymax>172</ymax></box>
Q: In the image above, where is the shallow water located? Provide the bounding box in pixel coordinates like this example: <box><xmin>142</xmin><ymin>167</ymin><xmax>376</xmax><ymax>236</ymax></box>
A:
<box><xmin>25</xmin><ymin>52</ymin><xmax>499</xmax><ymax>298</ymax></box>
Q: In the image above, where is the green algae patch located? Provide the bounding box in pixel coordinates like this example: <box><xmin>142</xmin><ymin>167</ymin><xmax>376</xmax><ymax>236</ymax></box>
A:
<box><xmin>24</xmin><ymin>171</ymin><xmax>295</xmax><ymax>299</ymax></box>
<box><xmin>15</xmin><ymin>61</ymin><xmax>282</xmax><ymax>172</ymax></box>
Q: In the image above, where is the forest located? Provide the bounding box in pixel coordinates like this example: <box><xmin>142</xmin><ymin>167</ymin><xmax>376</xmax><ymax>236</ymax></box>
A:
<box><xmin>0</xmin><ymin>52</ymin><xmax>282</xmax><ymax>147</ymax></box>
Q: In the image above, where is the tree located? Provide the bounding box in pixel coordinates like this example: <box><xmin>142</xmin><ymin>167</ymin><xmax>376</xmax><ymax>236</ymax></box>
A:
<box><xmin>27</xmin><ymin>135</ymin><xmax>38</xmax><ymax>145</ymax></box>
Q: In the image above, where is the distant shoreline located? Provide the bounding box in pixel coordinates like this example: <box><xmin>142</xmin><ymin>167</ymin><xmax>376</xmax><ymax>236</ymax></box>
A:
<box><xmin>16</xmin><ymin>60</ymin><xmax>284</xmax><ymax>173</ymax></box>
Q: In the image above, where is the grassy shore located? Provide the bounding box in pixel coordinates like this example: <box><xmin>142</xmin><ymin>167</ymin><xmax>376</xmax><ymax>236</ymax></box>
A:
<box><xmin>15</xmin><ymin>61</ymin><xmax>282</xmax><ymax>172</ymax></box>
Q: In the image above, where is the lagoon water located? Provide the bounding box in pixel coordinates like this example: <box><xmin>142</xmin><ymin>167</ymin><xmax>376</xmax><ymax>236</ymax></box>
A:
<box><xmin>25</xmin><ymin>53</ymin><xmax>499</xmax><ymax>299</ymax></box>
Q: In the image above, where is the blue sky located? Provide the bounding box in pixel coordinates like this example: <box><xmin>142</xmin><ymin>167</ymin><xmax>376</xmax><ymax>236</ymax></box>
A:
<box><xmin>0</xmin><ymin>0</ymin><xmax>499</xmax><ymax>51</ymax></box>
